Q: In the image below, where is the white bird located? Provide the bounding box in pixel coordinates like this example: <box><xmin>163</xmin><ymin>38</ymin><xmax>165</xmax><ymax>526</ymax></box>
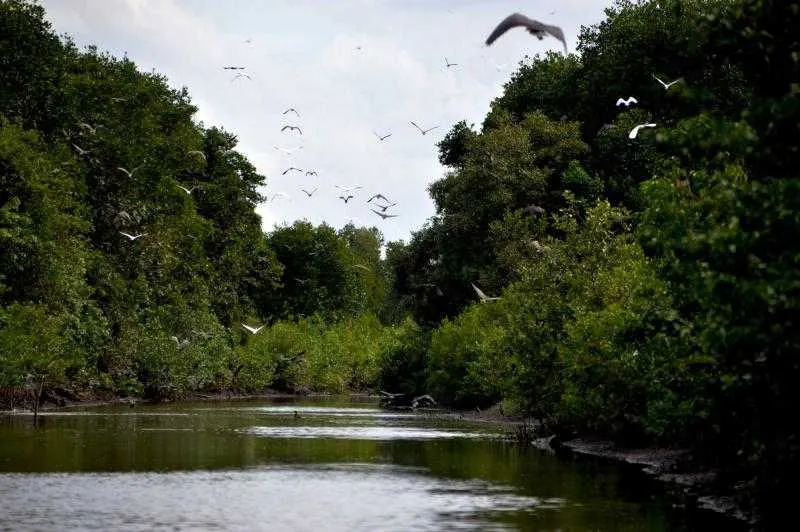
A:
<box><xmin>177</xmin><ymin>184</ymin><xmax>196</xmax><ymax>194</ymax></box>
<box><xmin>282</xmin><ymin>166</ymin><xmax>303</xmax><ymax>175</ymax></box>
<box><xmin>274</xmin><ymin>145</ymin><xmax>303</xmax><ymax>155</ymax></box>
<box><xmin>374</xmin><ymin>131</ymin><xmax>392</xmax><ymax>141</ymax></box>
<box><xmin>616</xmin><ymin>96</ymin><xmax>638</xmax><ymax>107</ymax></box>
<box><xmin>336</xmin><ymin>185</ymin><xmax>363</xmax><ymax>193</ymax></box>
<box><xmin>171</xmin><ymin>336</ymin><xmax>190</xmax><ymax>349</ymax></box>
<box><xmin>485</xmin><ymin>13</ymin><xmax>568</xmax><ymax>54</ymax></box>
<box><xmin>120</xmin><ymin>232</ymin><xmax>146</xmax><ymax>241</ymax></box>
<box><xmin>117</xmin><ymin>165</ymin><xmax>142</xmax><ymax>178</ymax></box>
<box><xmin>653</xmin><ymin>74</ymin><xmax>682</xmax><ymax>90</ymax></box>
<box><xmin>187</xmin><ymin>150</ymin><xmax>206</xmax><ymax>160</ymax></box>
<box><xmin>282</xmin><ymin>108</ymin><xmax>300</xmax><ymax>117</ymax></box>
<box><xmin>269</xmin><ymin>192</ymin><xmax>290</xmax><ymax>202</ymax></box>
<box><xmin>410</xmin><ymin>121</ymin><xmax>439</xmax><ymax>135</ymax></box>
<box><xmin>628</xmin><ymin>123</ymin><xmax>657</xmax><ymax>139</ymax></box>
<box><xmin>242</xmin><ymin>323</ymin><xmax>264</xmax><ymax>334</ymax></box>
<box><xmin>301</xmin><ymin>187</ymin><xmax>318</xmax><ymax>197</ymax></box>
<box><xmin>72</xmin><ymin>143</ymin><xmax>90</xmax><ymax>156</ymax></box>
<box><xmin>371</xmin><ymin>209</ymin><xmax>398</xmax><ymax>219</ymax></box>
<box><xmin>111</xmin><ymin>97</ymin><xmax>127</xmax><ymax>103</ymax></box>
<box><xmin>281</xmin><ymin>125</ymin><xmax>302</xmax><ymax>135</ymax></box>
<box><xmin>472</xmin><ymin>283</ymin><xmax>502</xmax><ymax>302</ymax></box>
<box><xmin>77</xmin><ymin>122</ymin><xmax>97</xmax><ymax>134</ymax></box>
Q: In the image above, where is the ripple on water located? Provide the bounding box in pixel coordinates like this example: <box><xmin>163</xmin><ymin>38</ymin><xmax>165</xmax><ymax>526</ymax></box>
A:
<box><xmin>240</xmin><ymin>425</ymin><xmax>499</xmax><ymax>440</ymax></box>
<box><xmin>0</xmin><ymin>464</ymin><xmax>558</xmax><ymax>531</ymax></box>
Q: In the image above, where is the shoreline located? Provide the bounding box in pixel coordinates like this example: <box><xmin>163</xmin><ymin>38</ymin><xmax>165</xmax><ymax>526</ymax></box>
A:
<box><xmin>3</xmin><ymin>393</ymin><xmax>757</xmax><ymax>528</ymax></box>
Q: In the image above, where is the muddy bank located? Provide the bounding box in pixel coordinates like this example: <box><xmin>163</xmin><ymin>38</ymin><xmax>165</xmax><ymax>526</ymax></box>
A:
<box><xmin>549</xmin><ymin>438</ymin><xmax>759</xmax><ymax>529</ymax></box>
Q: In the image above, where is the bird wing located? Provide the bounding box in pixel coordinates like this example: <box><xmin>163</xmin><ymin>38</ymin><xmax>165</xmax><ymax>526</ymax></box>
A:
<box><xmin>471</xmin><ymin>283</ymin><xmax>488</xmax><ymax>300</ymax></box>
<box><xmin>424</xmin><ymin>126</ymin><xmax>440</xmax><ymax>133</ymax></box>
<box><xmin>486</xmin><ymin>13</ymin><xmax>536</xmax><ymax>45</ymax></box>
<box><xmin>653</xmin><ymin>74</ymin><xmax>667</xmax><ymax>87</ymax></box>
<box><xmin>410</xmin><ymin>121</ymin><xmax>424</xmax><ymax>133</ymax></box>
<box><xmin>540</xmin><ymin>23</ymin><xmax>568</xmax><ymax>54</ymax></box>
<box><xmin>629</xmin><ymin>97</ymin><xmax>638</xmax><ymax>104</ymax></box>
<box><xmin>120</xmin><ymin>232</ymin><xmax>133</xmax><ymax>239</ymax></box>
<box><xmin>616</xmin><ymin>98</ymin><xmax>625</xmax><ymax>106</ymax></box>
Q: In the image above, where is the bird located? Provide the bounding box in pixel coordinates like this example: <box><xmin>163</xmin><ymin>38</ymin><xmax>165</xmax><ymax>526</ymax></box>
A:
<box><xmin>629</xmin><ymin>123</ymin><xmax>657</xmax><ymax>139</ymax></box>
<box><xmin>242</xmin><ymin>323</ymin><xmax>264</xmax><ymax>334</ymax></box>
<box><xmin>269</xmin><ymin>192</ymin><xmax>290</xmax><ymax>202</ymax></box>
<box><xmin>72</xmin><ymin>143</ymin><xmax>90</xmax><ymax>156</ymax></box>
<box><xmin>171</xmin><ymin>336</ymin><xmax>190</xmax><ymax>349</ymax></box>
<box><xmin>410</xmin><ymin>121</ymin><xmax>439</xmax><ymax>135</ymax></box>
<box><xmin>653</xmin><ymin>74</ymin><xmax>682</xmax><ymax>90</ymax></box>
<box><xmin>77</xmin><ymin>122</ymin><xmax>97</xmax><ymax>134</ymax></box>
<box><xmin>353</xmin><ymin>264</ymin><xmax>370</xmax><ymax>272</ymax></box>
<box><xmin>444</xmin><ymin>57</ymin><xmax>458</xmax><ymax>68</ymax></box>
<box><xmin>523</xmin><ymin>204</ymin><xmax>546</xmax><ymax>216</ymax></box>
<box><xmin>335</xmin><ymin>185</ymin><xmax>362</xmax><ymax>193</ymax></box>
<box><xmin>282</xmin><ymin>166</ymin><xmax>303</xmax><ymax>175</ymax></box>
<box><xmin>301</xmin><ymin>188</ymin><xmax>318</xmax><ymax>197</ymax></box>
<box><xmin>177</xmin><ymin>184</ymin><xmax>196</xmax><ymax>194</ymax></box>
<box><xmin>111</xmin><ymin>97</ymin><xmax>127</xmax><ymax>103</ymax></box>
<box><xmin>231</xmin><ymin>73</ymin><xmax>252</xmax><ymax>81</ymax></box>
<box><xmin>616</xmin><ymin>96</ymin><xmax>638</xmax><ymax>107</ymax></box>
<box><xmin>371</xmin><ymin>209</ymin><xmax>398</xmax><ymax>219</ymax></box>
<box><xmin>367</xmin><ymin>194</ymin><xmax>392</xmax><ymax>204</ymax></box>
<box><xmin>373</xmin><ymin>202</ymin><xmax>397</xmax><ymax>212</ymax></box>
<box><xmin>281</xmin><ymin>125</ymin><xmax>303</xmax><ymax>135</ymax></box>
<box><xmin>374</xmin><ymin>131</ymin><xmax>392</xmax><ymax>141</ymax></box>
<box><xmin>274</xmin><ymin>145</ymin><xmax>303</xmax><ymax>155</ymax></box>
<box><xmin>282</xmin><ymin>108</ymin><xmax>300</xmax><ymax>117</ymax></box>
<box><xmin>117</xmin><ymin>166</ymin><xmax>142</xmax><ymax>178</ymax></box>
<box><xmin>186</xmin><ymin>150</ymin><xmax>206</xmax><ymax>160</ymax></box>
<box><xmin>485</xmin><ymin>13</ymin><xmax>568</xmax><ymax>54</ymax></box>
<box><xmin>339</xmin><ymin>195</ymin><xmax>355</xmax><ymax>203</ymax></box>
<box><xmin>305</xmin><ymin>171</ymin><xmax>318</xmax><ymax>177</ymax></box>
<box><xmin>294</xmin><ymin>277</ymin><xmax>310</xmax><ymax>285</ymax></box>
<box><xmin>120</xmin><ymin>232</ymin><xmax>146</xmax><ymax>241</ymax></box>
<box><xmin>471</xmin><ymin>283</ymin><xmax>502</xmax><ymax>302</ymax></box>
<box><xmin>223</xmin><ymin>66</ymin><xmax>246</xmax><ymax>70</ymax></box>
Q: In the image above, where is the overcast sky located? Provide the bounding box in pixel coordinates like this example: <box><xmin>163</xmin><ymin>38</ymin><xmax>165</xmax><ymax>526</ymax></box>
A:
<box><xmin>41</xmin><ymin>0</ymin><xmax>609</xmax><ymax>246</ymax></box>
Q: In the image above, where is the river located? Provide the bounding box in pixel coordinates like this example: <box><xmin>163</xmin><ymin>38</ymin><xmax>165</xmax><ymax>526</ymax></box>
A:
<box><xmin>0</xmin><ymin>397</ymin><xmax>693</xmax><ymax>531</ymax></box>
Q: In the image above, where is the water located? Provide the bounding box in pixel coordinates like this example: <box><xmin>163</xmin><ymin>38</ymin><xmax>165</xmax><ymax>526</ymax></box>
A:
<box><xmin>0</xmin><ymin>397</ymin><xmax>687</xmax><ymax>531</ymax></box>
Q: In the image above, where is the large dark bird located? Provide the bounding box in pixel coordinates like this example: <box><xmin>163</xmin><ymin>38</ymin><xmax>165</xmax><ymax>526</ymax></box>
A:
<box><xmin>485</xmin><ymin>13</ymin><xmax>567</xmax><ymax>54</ymax></box>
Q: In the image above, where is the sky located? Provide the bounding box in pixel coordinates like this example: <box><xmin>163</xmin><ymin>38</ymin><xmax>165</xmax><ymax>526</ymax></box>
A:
<box><xmin>40</xmin><ymin>0</ymin><xmax>610</xmax><ymax>246</ymax></box>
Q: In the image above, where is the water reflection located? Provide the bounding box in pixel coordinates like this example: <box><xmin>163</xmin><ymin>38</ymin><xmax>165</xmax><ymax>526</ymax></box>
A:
<box><xmin>0</xmin><ymin>398</ymin><xmax>687</xmax><ymax>531</ymax></box>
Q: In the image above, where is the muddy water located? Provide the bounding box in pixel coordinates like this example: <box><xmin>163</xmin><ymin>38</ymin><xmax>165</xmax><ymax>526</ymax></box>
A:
<box><xmin>0</xmin><ymin>397</ymin><xmax>688</xmax><ymax>531</ymax></box>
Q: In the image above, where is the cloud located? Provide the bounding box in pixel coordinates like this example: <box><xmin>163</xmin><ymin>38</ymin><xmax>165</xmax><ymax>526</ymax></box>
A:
<box><xmin>42</xmin><ymin>0</ymin><xmax>610</xmax><ymax>245</ymax></box>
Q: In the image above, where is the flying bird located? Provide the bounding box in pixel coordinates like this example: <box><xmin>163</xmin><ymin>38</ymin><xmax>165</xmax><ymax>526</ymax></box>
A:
<box><xmin>371</xmin><ymin>209</ymin><xmax>398</xmax><ymax>219</ymax></box>
<box><xmin>223</xmin><ymin>66</ymin><xmax>246</xmax><ymax>70</ymax></box>
<box><xmin>367</xmin><ymin>194</ymin><xmax>392</xmax><ymax>204</ymax></box>
<box><xmin>374</xmin><ymin>131</ymin><xmax>392</xmax><ymax>141</ymax></box>
<box><xmin>305</xmin><ymin>170</ymin><xmax>318</xmax><ymax>177</ymax></box>
<box><xmin>616</xmin><ymin>96</ymin><xmax>638</xmax><ymax>107</ymax></box>
<box><xmin>282</xmin><ymin>108</ymin><xmax>300</xmax><ymax>117</ymax></box>
<box><xmin>281</xmin><ymin>125</ymin><xmax>302</xmax><ymax>135</ymax></box>
<box><xmin>177</xmin><ymin>184</ymin><xmax>196</xmax><ymax>194</ymax></box>
<box><xmin>410</xmin><ymin>121</ymin><xmax>439</xmax><ymax>135</ymax></box>
<box><xmin>653</xmin><ymin>74</ymin><xmax>682</xmax><ymax>90</ymax></box>
<box><xmin>171</xmin><ymin>336</ymin><xmax>190</xmax><ymax>349</ymax></box>
<box><xmin>485</xmin><ymin>13</ymin><xmax>568</xmax><ymax>54</ymax></box>
<box><xmin>339</xmin><ymin>195</ymin><xmax>355</xmax><ymax>203</ymax></box>
<box><xmin>242</xmin><ymin>323</ymin><xmax>264</xmax><ymax>334</ymax></box>
<box><xmin>373</xmin><ymin>202</ymin><xmax>397</xmax><ymax>212</ymax></box>
<box><xmin>111</xmin><ymin>97</ymin><xmax>127</xmax><ymax>103</ymax></box>
<box><xmin>444</xmin><ymin>57</ymin><xmax>458</xmax><ymax>68</ymax></box>
<box><xmin>274</xmin><ymin>145</ymin><xmax>303</xmax><ymax>155</ymax></box>
<box><xmin>336</xmin><ymin>185</ymin><xmax>362</xmax><ymax>193</ymax></box>
<box><xmin>231</xmin><ymin>73</ymin><xmax>252</xmax><ymax>81</ymax></box>
<box><xmin>72</xmin><ymin>143</ymin><xmax>90</xmax><ymax>156</ymax></box>
<box><xmin>471</xmin><ymin>283</ymin><xmax>502</xmax><ymax>302</ymax></box>
<box><xmin>628</xmin><ymin>123</ymin><xmax>657</xmax><ymax>139</ymax></box>
<box><xmin>301</xmin><ymin>187</ymin><xmax>318</xmax><ymax>197</ymax></box>
<box><xmin>117</xmin><ymin>165</ymin><xmax>142</xmax><ymax>178</ymax></box>
<box><xmin>269</xmin><ymin>192</ymin><xmax>290</xmax><ymax>202</ymax></box>
<box><xmin>120</xmin><ymin>232</ymin><xmax>146</xmax><ymax>241</ymax></box>
<box><xmin>282</xmin><ymin>166</ymin><xmax>303</xmax><ymax>175</ymax></box>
